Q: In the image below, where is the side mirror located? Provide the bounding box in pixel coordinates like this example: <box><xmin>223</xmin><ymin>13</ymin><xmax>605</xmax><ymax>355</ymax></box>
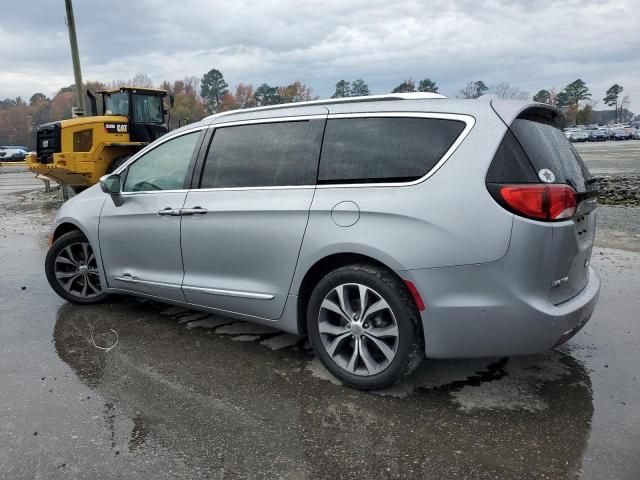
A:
<box><xmin>99</xmin><ymin>173</ymin><xmax>121</xmax><ymax>195</ymax></box>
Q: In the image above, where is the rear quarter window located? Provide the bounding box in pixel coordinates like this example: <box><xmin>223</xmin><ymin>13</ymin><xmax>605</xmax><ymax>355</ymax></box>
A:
<box><xmin>318</xmin><ymin>117</ymin><xmax>466</xmax><ymax>184</ymax></box>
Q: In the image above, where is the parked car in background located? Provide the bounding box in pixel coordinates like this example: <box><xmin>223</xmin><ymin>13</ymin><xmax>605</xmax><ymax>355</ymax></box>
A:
<box><xmin>42</xmin><ymin>94</ymin><xmax>600</xmax><ymax>389</ymax></box>
<box><xmin>588</xmin><ymin>129</ymin><xmax>607</xmax><ymax>142</ymax></box>
<box><xmin>0</xmin><ymin>148</ymin><xmax>28</xmax><ymax>161</ymax></box>
<box><xmin>0</xmin><ymin>145</ymin><xmax>29</xmax><ymax>151</ymax></box>
<box><xmin>568</xmin><ymin>130</ymin><xmax>588</xmax><ymax>142</ymax></box>
<box><xmin>632</xmin><ymin>129</ymin><xmax>640</xmax><ymax>140</ymax></box>
<box><xmin>610</xmin><ymin>128</ymin><xmax>631</xmax><ymax>141</ymax></box>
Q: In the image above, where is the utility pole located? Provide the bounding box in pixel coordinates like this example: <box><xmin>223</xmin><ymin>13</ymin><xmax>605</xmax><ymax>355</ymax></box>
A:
<box><xmin>64</xmin><ymin>0</ymin><xmax>86</xmax><ymax>117</ymax></box>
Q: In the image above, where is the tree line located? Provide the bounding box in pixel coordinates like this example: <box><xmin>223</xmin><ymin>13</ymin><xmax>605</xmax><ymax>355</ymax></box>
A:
<box><xmin>0</xmin><ymin>69</ymin><xmax>634</xmax><ymax>149</ymax></box>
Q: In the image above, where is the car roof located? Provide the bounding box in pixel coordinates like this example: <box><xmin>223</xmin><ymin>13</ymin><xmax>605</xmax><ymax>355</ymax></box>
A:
<box><xmin>201</xmin><ymin>93</ymin><xmax>559</xmax><ymax>126</ymax></box>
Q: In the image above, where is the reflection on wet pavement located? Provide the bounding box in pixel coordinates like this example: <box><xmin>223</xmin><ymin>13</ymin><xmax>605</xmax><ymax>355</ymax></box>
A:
<box><xmin>48</xmin><ymin>300</ymin><xmax>596</xmax><ymax>479</ymax></box>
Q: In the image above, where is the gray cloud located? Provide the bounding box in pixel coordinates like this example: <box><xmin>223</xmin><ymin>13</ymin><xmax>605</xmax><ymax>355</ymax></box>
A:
<box><xmin>0</xmin><ymin>0</ymin><xmax>638</xmax><ymax>111</ymax></box>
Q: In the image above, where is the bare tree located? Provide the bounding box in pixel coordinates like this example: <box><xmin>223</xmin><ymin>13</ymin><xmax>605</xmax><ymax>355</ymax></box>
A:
<box><xmin>129</xmin><ymin>73</ymin><xmax>154</xmax><ymax>88</ymax></box>
<box><xmin>490</xmin><ymin>83</ymin><xmax>529</xmax><ymax>100</ymax></box>
<box><xmin>458</xmin><ymin>81</ymin><xmax>488</xmax><ymax>99</ymax></box>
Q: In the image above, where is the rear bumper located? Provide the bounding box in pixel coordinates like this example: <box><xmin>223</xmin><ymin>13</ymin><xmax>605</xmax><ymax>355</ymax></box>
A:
<box><xmin>404</xmin><ymin>265</ymin><xmax>600</xmax><ymax>359</ymax></box>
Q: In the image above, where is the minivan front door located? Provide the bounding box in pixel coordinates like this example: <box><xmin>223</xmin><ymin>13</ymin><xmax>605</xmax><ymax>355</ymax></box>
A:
<box><xmin>99</xmin><ymin>129</ymin><xmax>205</xmax><ymax>301</ymax></box>
<box><xmin>180</xmin><ymin>116</ymin><xmax>326</xmax><ymax>319</ymax></box>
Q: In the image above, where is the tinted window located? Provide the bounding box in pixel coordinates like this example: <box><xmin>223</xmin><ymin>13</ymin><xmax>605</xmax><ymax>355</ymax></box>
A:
<box><xmin>485</xmin><ymin>130</ymin><xmax>538</xmax><ymax>183</ymax></box>
<box><xmin>510</xmin><ymin>119</ymin><xmax>593</xmax><ymax>192</ymax></box>
<box><xmin>200</xmin><ymin>120</ymin><xmax>324</xmax><ymax>188</ymax></box>
<box><xmin>123</xmin><ymin>131</ymin><xmax>200</xmax><ymax>192</ymax></box>
<box><xmin>318</xmin><ymin>117</ymin><xmax>466</xmax><ymax>183</ymax></box>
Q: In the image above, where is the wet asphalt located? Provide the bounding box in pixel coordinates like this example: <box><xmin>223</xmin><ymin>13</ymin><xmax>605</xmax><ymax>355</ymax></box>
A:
<box><xmin>1</xmin><ymin>169</ymin><xmax>639</xmax><ymax>479</ymax></box>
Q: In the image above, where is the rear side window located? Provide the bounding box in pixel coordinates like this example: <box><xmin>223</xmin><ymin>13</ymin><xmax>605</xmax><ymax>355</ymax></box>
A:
<box><xmin>485</xmin><ymin>130</ymin><xmax>538</xmax><ymax>183</ymax></box>
<box><xmin>318</xmin><ymin>117</ymin><xmax>466</xmax><ymax>184</ymax></box>
<box><xmin>510</xmin><ymin>119</ymin><xmax>593</xmax><ymax>192</ymax></box>
<box><xmin>200</xmin><ymin>120</ymin><xmax>324</xmax><ymax>188</ymax></box>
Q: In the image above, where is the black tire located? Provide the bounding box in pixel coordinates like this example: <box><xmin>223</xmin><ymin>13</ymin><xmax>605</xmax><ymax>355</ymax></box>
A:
<box><xmin>106</xmin><ymin>154</ymin><xmax>131</xmax><ymax>174</ymax></box>
<box><xmin>45</xmin><ymin>231</ymin><xmax>109</xmax><ymax>305</ymax></box>
<box><xmin>306</xmin><ymin>263</ymin><xmax>424</xmax><ymax>390</ymax></box>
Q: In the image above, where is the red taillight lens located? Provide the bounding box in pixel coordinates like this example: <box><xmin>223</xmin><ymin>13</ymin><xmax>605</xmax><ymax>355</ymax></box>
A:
<box><xmin>498</xmin><ymin>184</ymin><xmax>576</xmax><ymax>221</ymax></box>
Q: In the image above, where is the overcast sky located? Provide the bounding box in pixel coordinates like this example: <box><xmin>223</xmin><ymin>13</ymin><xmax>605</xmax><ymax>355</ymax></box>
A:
<box><xmin>1</xmin><ymin>0</ymin><xmax>638</xmax><ymax>110</ymax></box>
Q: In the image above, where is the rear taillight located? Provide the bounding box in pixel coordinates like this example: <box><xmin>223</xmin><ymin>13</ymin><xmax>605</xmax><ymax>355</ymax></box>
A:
<box><xmin>493</xmin><ymin>184</ymin><xmax>577</xmax><ymax>221</ymax></box>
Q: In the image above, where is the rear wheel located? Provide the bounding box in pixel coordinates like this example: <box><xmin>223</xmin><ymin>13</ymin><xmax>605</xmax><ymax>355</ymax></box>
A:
<box><xmin>307</xmin><ymin>264</ymin><xmax>423</xmax><ymax>390</ymax></box>
<box><xmin>45</xmin><ymin>231</ymin><xmax>109</xmax><ymax>305</ymax></box>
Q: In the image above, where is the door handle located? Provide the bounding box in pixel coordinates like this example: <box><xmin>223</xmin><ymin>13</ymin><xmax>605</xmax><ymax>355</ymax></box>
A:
<box><xmin>157</xmin><ymin>207</ymin><xmax>180</xmax><ymax>216</ymax></box>
<box><xmin>181</xmin><ymin>207</ymin><xmax>208</xmax><ymax>216</ymax></box>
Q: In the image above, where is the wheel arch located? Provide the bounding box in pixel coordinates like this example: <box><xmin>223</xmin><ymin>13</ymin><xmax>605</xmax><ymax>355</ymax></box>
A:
<box><xmin>51</xmin><ymin>221</ymin><xmax>86</xmax><ymax>243</ymax></box>
<box><xmin>295</xmin><ymin>252</ymin><xmax>420</xmax><ymax>336</ymax></box>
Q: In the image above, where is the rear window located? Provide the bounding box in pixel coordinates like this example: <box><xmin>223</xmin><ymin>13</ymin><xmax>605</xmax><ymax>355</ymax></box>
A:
<box><xmin>318</xmin><ymin>117</ymin><xmax>466</xmax><ymax>184</ymax></box>
<box><xmin>510</xmin><ymin>119</ymin><xmax>593</xmax><ymax>192</ymax></box>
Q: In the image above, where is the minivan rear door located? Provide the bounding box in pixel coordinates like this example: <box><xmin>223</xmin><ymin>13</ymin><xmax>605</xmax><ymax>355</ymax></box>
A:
<box><xmin>180</xmin><ymin>113</ymin><xmax>327</xmax><ymax>319</ymax></box>
<box><xmin>509</xmin><ymin>116</ymin><xmax>597</xmax><ymax>304</ymax></box>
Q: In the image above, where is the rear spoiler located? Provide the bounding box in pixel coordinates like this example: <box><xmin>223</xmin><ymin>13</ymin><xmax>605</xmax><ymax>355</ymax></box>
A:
<box><xmin>490</xmin><ymin>100</ymin><xmax>565</xmax><ymax>128</ymax></box>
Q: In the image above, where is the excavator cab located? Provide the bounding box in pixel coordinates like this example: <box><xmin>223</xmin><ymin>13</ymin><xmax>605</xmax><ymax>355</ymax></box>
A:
<box><xmin>95</xmin><ymin>87</ymin><xmax>170</xmax><ymax>143</ymax></box>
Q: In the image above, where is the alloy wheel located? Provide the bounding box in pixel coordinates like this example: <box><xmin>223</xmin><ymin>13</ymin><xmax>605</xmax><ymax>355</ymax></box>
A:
<box><xmin>53</xmin><ymin>242</ymin><xmax>102</xmax><ymax>299</ymax></box>
<box><xmin>318</xmin><ymin>283</ymin><xmax>399</xmax><ymax>376</ymax></box>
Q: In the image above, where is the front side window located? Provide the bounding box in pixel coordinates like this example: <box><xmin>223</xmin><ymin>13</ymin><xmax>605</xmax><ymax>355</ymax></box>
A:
<box><xmin>123</xmin><ymin>131</ymin><xmax>201</xmax><ymax>192</ymax></box>
<box><xmin>132</xmin><ymin>93</ymin><xmax>164</xmax><ymax>124</ymax></box>
<box><xmin>200</xmin><ymin>120</ymin><xmax>324</xmax><ymax>189</ymax></box>
<box><xmin>104</xmin><ymin>92</ymin><xmax>129</xmax><ymax>116</ymax></box>
<box><xmin>318</xmin><ymin>117</ymin><xmax>466</xmax><ymax>183</ymax></box>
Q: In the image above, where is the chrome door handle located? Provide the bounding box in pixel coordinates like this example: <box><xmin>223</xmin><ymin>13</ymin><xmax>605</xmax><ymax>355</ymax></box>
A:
<box><xmin>157</xmin><ymin>207</ymin><xmax>180</xmax><ymax>216</ymax></box>
<box><xmin>181</xmin><ymin>207</ymin><xmax>208</xmax><ymax>215</ymax></box>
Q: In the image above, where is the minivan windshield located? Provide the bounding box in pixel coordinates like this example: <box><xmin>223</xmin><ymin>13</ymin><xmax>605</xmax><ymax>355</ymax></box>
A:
<box><xmin>510</xmin><ymin>119</ymin><xmax>593</xmax><ymax>193</ymax></box>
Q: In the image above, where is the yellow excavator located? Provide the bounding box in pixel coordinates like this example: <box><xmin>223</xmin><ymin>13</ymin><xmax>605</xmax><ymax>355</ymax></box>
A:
<box><xmin>26</xmin><ymin>86</ymin><xmax>172</xmax><ymax>192</ymax></box>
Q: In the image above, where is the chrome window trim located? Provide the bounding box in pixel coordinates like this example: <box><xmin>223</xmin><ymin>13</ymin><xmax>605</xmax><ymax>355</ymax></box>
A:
<box><xmin>316</xmin><ymin>112</ymin><xmax>475</xmax><ymax>189</ymax></box>
<box><xmin>113</xmin><ymin>112</ymin><xmax>474</xmax><ymax>195</ymax></box>
<box><xmin>189</xmin><ymin>185</ymin><xmax>316</xmax><ymax>193</ymax></box>
<box><xmin>182</xmin><ymin>285</ymin><xmax>275</xmax><ymax>300</ymax></box>
<box><xmin>210</xmin><ymin>114</ymin><xmax>327</xmax><ymax>129</ymax></box>
<box><xmin>194</xmin><ymin>111</ymin><xmax>474</xmax><ymax>192</ymax></box>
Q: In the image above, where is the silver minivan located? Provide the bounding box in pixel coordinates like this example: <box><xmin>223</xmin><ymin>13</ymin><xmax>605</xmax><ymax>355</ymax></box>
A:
<box><xmin>45</xmin><ymin>93</ymin><xmax>600</xmax><ymax>389</ymax></box>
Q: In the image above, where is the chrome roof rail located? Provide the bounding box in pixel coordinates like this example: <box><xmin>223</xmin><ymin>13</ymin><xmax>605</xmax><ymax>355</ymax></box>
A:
<box><xmin>205</xmin><ymin>92</ymin><xmax>448</xmax><ymax>121</ymax></box>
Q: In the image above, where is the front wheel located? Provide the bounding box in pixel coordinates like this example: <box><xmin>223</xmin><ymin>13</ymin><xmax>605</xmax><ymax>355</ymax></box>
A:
<box><xmin>45</xmin><ymin>231</ymin><xmax>109</xmax><ymax>305</ymax></box>
<box><xmin>307</xmin><ymin>264</ymin><xmax>424</xmax><ymax>390</ymax></box>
